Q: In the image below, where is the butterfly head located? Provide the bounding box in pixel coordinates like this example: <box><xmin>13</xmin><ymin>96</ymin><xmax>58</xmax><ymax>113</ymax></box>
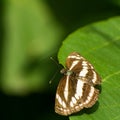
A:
<box><xmin>60</xmin><ymin>68</ymin><xmax>73</xmax><ymax>76</ymax></box>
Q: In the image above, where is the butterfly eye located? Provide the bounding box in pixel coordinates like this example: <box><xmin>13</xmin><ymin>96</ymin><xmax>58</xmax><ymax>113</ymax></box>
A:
<box><xmin>60</xmin><ymin>68</ymin><xmax>66</xmax><ymax>74</ymax></box>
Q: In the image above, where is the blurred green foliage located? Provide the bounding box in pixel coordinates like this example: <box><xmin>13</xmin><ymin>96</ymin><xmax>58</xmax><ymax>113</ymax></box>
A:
<box><xmin>1</xmin><ymin>0</ymin><xmax>64</xmax><ymax>95</ymax></box>
<box><xmin>0</xmin><ymin>0</ymin><xmax>120</xmax><ymax>120</ymax></box>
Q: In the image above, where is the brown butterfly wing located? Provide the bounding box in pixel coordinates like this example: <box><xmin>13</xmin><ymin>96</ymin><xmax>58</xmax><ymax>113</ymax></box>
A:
<box><xmin>66</xmin><ymin>52</ymin><xmax>101</xmax><ymax>85</ymax></box>
<box><xmin>55</xmin><ymin>52</ymin><xmax>101</xmax><ymax>116</ymax></box>
<box><xmin>55</xmin><ymin>75</ymin><xmax>99</xmax><ymax>116</ymax></box>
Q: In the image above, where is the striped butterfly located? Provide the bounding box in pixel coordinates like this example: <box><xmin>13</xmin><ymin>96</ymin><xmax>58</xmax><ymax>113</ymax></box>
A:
<box><xmin>55</xmin><ymin>52</ymin><xmax>101</xmax><ymax>116</ymax></box>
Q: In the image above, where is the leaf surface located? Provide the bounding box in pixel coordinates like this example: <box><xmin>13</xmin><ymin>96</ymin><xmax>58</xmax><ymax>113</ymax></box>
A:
<box><xmin>58</xmin><ymin>17</ymin><xmax>120</xmax><ymax>120</ymax></box>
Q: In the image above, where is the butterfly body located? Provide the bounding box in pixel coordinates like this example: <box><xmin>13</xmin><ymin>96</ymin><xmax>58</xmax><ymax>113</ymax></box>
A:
<box><xmin>55</xmin><ymin>52</ymin><xmax>101</xmax><ymax>116</ymax></box>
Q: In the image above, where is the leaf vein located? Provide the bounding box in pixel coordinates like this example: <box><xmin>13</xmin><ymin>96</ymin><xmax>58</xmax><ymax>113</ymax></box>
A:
<box><xmin>103</xmin><ymin>71</ymin><xmax>120</xmax><ymax>82</ymax></box>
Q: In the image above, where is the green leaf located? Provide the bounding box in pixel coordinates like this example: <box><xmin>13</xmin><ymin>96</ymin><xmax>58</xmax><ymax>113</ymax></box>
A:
<box><xmin>109</xmin><ymin>0</ymin><xmax>120</xmax><ymax>6</ymax></box>
<box><xmin>58</xmin><ymin>16</ymin><xmax>120</xmax><ymax>120</ymax></box>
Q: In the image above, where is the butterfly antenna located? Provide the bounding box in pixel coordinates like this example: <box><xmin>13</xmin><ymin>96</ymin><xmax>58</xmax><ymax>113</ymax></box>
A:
<box><xmin>49</xmin><ymin>57</ymin><xmax>60</xmax><ymax>84</ymax></box>
<box><xmin>50</xmin><ymin>57</ymin><xmax>60</xmax><ymax>68</ymax></box>
<box><xmin>49</xmin><ymin>69</ymin><xmax>59</xmax><ymax>84</ymax></box>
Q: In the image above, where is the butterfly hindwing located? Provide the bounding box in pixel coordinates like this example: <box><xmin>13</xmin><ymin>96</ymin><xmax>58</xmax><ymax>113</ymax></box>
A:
<box><xmin>55</xmin><ymin>77</ymin><xmax>99</xmax><ymax>115</ymax></box>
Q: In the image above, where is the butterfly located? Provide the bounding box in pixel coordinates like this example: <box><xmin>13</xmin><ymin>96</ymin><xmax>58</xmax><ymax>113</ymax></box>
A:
<box><xmin>55</xmin><ymin>52</ymin><xmax>101</xmax><ymax>116</ymax></box>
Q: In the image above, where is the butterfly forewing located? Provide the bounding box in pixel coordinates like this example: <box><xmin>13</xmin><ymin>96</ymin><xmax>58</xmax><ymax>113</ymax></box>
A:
<box><xmin>55</xmin><ymin>52</ymin><xmax>101</xmax><ymax>116</ymax></box>
<box><xmin>66</xmin><ymin>52</ymin><xmax>101</xmax><ymax>85</ymax></box>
